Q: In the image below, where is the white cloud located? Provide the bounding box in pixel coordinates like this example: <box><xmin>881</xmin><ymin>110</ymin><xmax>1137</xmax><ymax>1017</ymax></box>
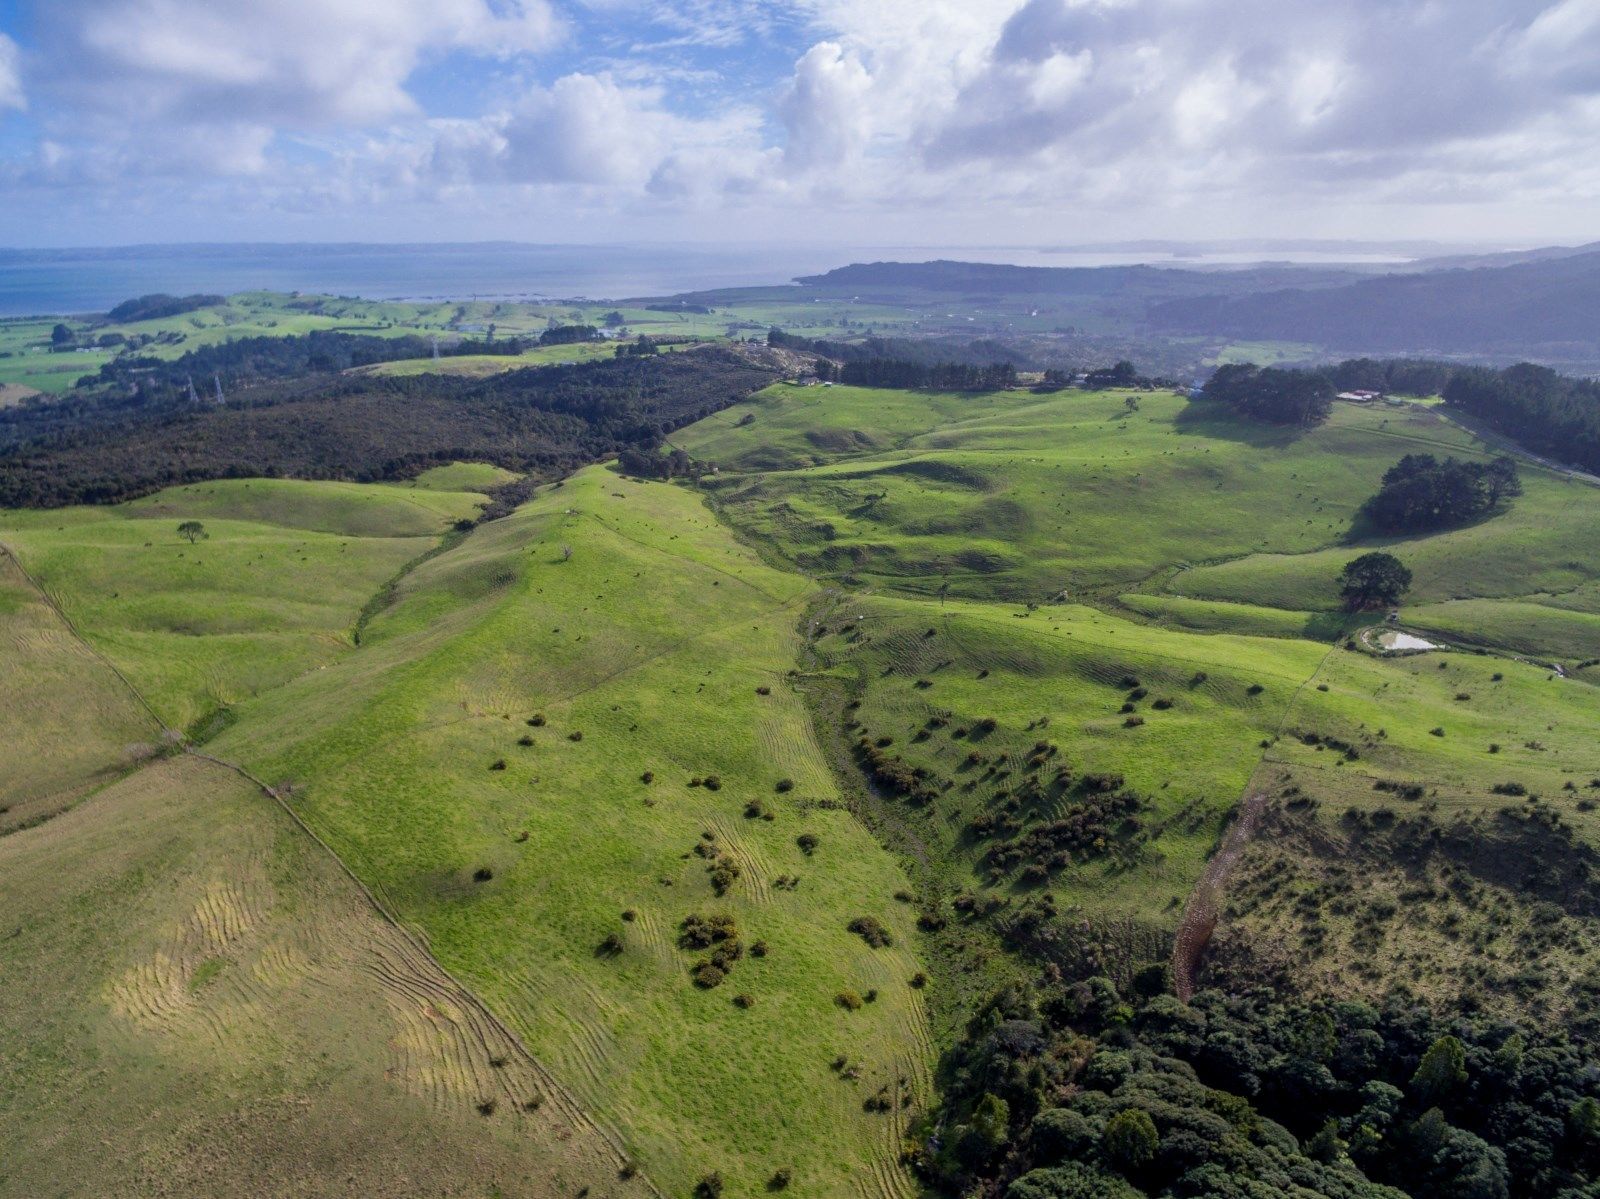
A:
<box><xmin>5</xmin><ymin>0</ymin><xmax>1600</xmax><ymax>242</ymax></box>
<box><xmin>0</xmin><ymin>33</ymin><xmax>24</xmax><ymax>112</ymax></box>
<box><xmin>42</xmin><ymin>0</ymin><xmax>560</xmax><ymax>126</ymax></box>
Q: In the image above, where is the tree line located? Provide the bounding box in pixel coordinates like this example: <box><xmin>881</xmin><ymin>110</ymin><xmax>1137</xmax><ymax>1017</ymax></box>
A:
<box><xmin>1442</xmin><ymin>363</ymin><xmax>1600</xmax><ymax>474</ymax></box>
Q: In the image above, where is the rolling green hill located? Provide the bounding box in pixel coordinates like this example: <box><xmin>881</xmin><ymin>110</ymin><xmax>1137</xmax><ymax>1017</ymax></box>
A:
<box><xmin>4</xmin><ymin>365</ymin><xmax>1599</xmax><ymax>1198</ymax></box>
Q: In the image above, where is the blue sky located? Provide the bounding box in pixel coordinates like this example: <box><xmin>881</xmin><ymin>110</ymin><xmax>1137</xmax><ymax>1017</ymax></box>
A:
<box><xmin>1</xmin><ymin>0</ymin><xmax>1598</xmax><ymax>248</ymax></box>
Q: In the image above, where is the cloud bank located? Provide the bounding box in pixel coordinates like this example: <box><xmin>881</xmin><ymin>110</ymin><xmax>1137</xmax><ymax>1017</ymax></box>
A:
<box><xmin>2</xmin><ymin>0</ymin><xmax>1598</xmax><ymax>243</ymax></box>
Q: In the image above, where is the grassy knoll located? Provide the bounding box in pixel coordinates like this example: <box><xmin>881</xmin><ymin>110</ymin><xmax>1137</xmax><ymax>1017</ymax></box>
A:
<box><xmin>199</xmin><ymin>466</ymin><xmax>932</xmax><ymax>1197</ymax></box>
<box><xmin>395</xmin><ymin>460</ymin><xmax>523</xmax><ymax>493</ymax></box>
<box><xmin>0</xmin><ymin>477</ymin><xmax>487</xmax><ymax>732</ymax></box>
<box><xmin>0</xmin><ymin>753</ymin><xmax>633</xmax><ymax>1198</ymax></box>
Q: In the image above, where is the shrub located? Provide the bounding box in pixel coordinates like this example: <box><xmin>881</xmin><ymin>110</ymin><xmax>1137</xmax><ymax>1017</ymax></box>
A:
<box><xmin>864</xmin><ymin>988</ymin><xmax>878</xmax><ymax>1003</ymax></box>
<box><xmin>848</xmin><ymin>916</ymin><xmax>894</xmax><ymax>948</ymax></box>
<box><xmin>517</xmin><ymin>735</ymin><xmax>534</xmax><ymax>746</ymax></box>
<box><xmin>527</xmin><ymin>714</ymin><xmax>546</xmax><ymax>726</ymax></box>
<box><xmin>641</xmin><ymin>770</ymin><xmax>655</xmax><ymax>783</ymax></box>
<box><xmin>836</xmin><ymin>990</ymin><xmax>864</xmax><ymax>1011</ymax></box>
<box><xmin>775</xmin><ymin>777</ymin><xmax>794</xmax><ymax>792</ymax></box>
<box><xmin>1103</xmin><ymin>1107</ymin><xmax>1158</xmax><ymax>1169</ymax></box>
<box><xmin>621</xmin><ymin>909</ymin><xmax>636</xmax><ymax>921</ymax></box>
<box><xmin>744</xmin><ymin>801</ymin><xmax>766</xmax><ymax>819</ymax></box>
<box><xmin>695</xmin><ymin>1172</ymin><xmax>724</xmax><ymax>1198</ymax></box>
<box><xmin>598</xmin><ymin>932</ymin><xmax>624</xmax><ymax>956</ymax></box>
<box><xmin>703</xmin><ymin>774</ymin><xmax>722</xmax><ymax>791</ymax></box>
<box><xmin>910</xmin><ymin>971</ymin><xmax>928</xmax><ymax>988</ymax></box>
<box><xmin>1151</xmin><ymin>698</ymin><xmax>1173</xmax><ymax>710</ymax></box>
<box><xmin>733</xmin><ymin>993</ymin><xmax>755</xmax><ymax>1009</ymax></box>
<box><xmin>1430</xmin><ymin>727</ymin><xmax>1446</xmax><ymax>737</ymax></box>
<box><xmin>1246</xmin><ymin>683</ymin><xmax>1265</xmax><ymax>695</ymax></box>
<box><xmin>473</xmin><ymin>866</ymin><xmax>494</xmax><ymax>882</ymax></box>
<box><xmin>1123</xmin><ymin>716</ymin><xmax>1145</xmax><ymax>728</ymax></box>
<box><xmin>693</xmin><ymin>963</ymin><xmax>727</xmax><ymax>989</ymax></box>
<box><xmin>489</xmin><ymin>759</ymin><xmax>507</xmax><ymax>771</ymax></box>
<box><xmin>756</xmin><ymin>685</ymin><xmax>771</xmax><ymax>695</ymax></box>
<box><xmin>797</xmin><ymin>833</ymin><xmax>819</xmax><ymax>854</ymax></box>
<box><xmin>750</xmin><ymin>940</ymin><xmax>768</xmax><ymax>957</ymax></box>
<box><xmin>769</xmin><ymin>1167</ymin><xmax>792</xmax><ymax>1190</ymax></box>
<box><xmin>679</xmin><ymin>913</ymin><xmax>739</xmax><ymax>949</ymax></box>
<box><xmin>568</xmin><ymin>731</ymin><xmax>583</xmax><ymax>741</ymax></box>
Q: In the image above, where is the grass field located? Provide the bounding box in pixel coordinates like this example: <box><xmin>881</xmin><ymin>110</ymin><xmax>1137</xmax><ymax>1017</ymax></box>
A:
<box><xmin>187</xmin><ymin>466</ymin><xmax>935</xmax><ymax>1197</ymax></box>
<box><xmin>0</xmin><ymin>752</ymin><xmax>635</xmax><ymax>1198</ymax></box>
<box><xmin>0</xmin><ymin>478</ymin><xmax>489</xmax><ymax>734</ymax></box>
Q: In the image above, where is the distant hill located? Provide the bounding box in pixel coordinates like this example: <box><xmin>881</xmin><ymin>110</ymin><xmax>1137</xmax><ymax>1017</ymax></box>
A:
<box><xmin>793</xmin><ymin>258</ymin><xmax>1365</xmax><ymax>299</ymax></box>
<box><xmin>1148</xmin><ymin>249</ymin><xmax>1600</xmax><ymax>356</ymax></box>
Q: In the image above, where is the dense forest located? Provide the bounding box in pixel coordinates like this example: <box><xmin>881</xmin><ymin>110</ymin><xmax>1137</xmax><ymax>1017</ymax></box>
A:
<box><xmin>0</xmin><ymin>347</ymin><xmax>778</xmax><ymax>507</ymax></box>
<box><xmin>1442</xmin><ymin>363</ymin><xmax>1600</xmax><ymax>474</ymax></box>
<box><xmin>927</xmin><ymin>974</ymin><xmax>1599</xmax><ymax>1199</ymax></box>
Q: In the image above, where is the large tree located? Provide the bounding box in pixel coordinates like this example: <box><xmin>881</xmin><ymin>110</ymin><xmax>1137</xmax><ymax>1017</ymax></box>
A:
<box><xmin>1339</xmin><ymin>551</ymin><xmax>1412</xmax><ymax>610</ymax></box>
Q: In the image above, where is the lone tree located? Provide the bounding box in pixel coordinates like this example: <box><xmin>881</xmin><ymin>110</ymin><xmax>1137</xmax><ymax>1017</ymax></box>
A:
<box><xmin>1338</xmin><ymin>551</ymin><xmax>1411</xmax><ymax>610</ymax></box>
<box><xmin>177</xmin><ymin>520</ymin><xmax>207</xmax><ymax>544</ymax></box>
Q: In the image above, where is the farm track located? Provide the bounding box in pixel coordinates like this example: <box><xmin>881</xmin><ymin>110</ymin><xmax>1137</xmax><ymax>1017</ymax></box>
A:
<box><xmin>1170</xmin><ymin>792</ymin><xmax>1268</xmax><ymax>1001</ymax></box>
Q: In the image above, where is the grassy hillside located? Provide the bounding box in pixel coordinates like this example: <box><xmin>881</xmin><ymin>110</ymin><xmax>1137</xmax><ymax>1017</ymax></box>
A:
<box><xmin>0</xmin><ymin>478</ymin><xmax>487</xmax><ymax>733</ymax></box>
<box><xmin>0</xmin><ymin>753</ymin><xmax>634</xmax><ymax>1198</ymax></box>
<box><xmin>195</xmin><ymin>466</ymin><xmax>933</xmax><ymax>1197</ymax></box>
<box><xmin>0</xmin><ymin>547</ymin><xmax>162</xmax><ymax>832</ymax></box>
<box><xmin>672</xmin><ymin>379</ymin><xmax>1600</xmax><ymax>1025</ymax></box>
<box><xmin>686</xmin><ymin>388</ymin><xmax>1519</xmax><ymax>599</ymax></box>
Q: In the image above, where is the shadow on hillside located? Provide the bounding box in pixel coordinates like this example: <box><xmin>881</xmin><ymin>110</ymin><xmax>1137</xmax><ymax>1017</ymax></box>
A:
<box><xmin>1172</xmin><ymin>398</ymin><xmax>1314</xmax><ymax>448</ymax></box>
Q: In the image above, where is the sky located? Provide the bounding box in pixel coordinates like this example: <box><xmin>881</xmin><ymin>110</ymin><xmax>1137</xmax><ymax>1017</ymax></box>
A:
<box><xmin>0</xmin><ymin>0</ymin><xmax>1598</xmax><ymax>248</ymax></box>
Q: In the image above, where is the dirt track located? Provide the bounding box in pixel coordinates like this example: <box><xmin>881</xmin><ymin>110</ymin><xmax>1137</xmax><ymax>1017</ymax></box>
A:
<box><xmin>1172</xmin><ymin>793</ymin><xmax>1267</xmax><ymax>1001</ymax></box>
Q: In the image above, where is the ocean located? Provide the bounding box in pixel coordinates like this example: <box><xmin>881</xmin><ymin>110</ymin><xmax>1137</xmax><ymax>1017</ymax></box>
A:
<box><xmin>0</xmin><ymin>241</ymin><xmax>1421</xmax><ymax>318</ymax></box>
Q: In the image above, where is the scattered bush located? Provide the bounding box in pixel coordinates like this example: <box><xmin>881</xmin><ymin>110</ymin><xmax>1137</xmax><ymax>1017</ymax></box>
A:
<box><xmin>836</xmin><ymin>990</ymin><xmax>864</xmax><ymax>1011</ymax></box>
<box><xmin>848</xmin><ymin>916</ymin><xmax>894</xmax><ymax>948</ymax></box>
<box><xmin>693</xmin><ymin>963</ymin><xmax>727</xmax><ymax>989</ymax></box>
